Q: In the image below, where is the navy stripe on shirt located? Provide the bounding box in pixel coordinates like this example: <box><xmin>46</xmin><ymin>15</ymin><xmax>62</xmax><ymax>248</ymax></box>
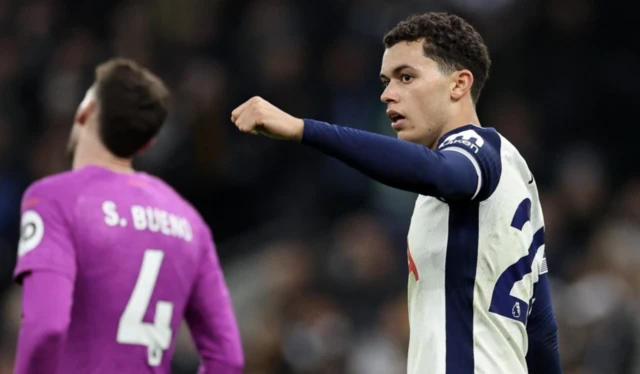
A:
<box><xmin>445</xmin><ymin>202</ymin><xmax>480</xmax><ymax>374</ymax></box>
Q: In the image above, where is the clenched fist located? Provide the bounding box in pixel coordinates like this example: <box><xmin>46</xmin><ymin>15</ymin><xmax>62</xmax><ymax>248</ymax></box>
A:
<box><xmin>231</xmin><ymin>96</ymin><xmax>304</xmax><ymax>141</ymax></box>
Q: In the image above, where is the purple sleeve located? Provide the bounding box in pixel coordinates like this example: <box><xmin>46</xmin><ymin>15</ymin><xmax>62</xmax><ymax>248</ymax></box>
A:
<box><xmin>14</xmin><ymin>271</ymin><xmax>74</xmax><ymax>374</ymax></box>
<box><xmin>185</xmin><ymin>230</ymin><xmax>244</xmax><ymax>374</ymax></box>
<box><xmin>13</xmin><ymin>181</ymin><xmax>77</xmax><ymax>282</ymax></box>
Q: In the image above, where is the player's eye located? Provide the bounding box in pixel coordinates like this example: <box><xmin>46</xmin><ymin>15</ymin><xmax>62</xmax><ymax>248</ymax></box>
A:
<box><xmin>381</xmin><ymin>80</ymin><xmax>390</xmax><ymax>89</ymax></box>
<box><xmin>401</xmin><ymin>74</ymin><xmax>413</xmax><ymax>83</ymax></box>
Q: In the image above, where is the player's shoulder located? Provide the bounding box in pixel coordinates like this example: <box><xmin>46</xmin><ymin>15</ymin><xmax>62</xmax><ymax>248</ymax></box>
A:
<box><xmin>438</xmin><ymin>125</ymin><xmax>503</xmax><ymax>201</ymax></box>
<box><xmin>438</xmin><ymin>124</ymin><xmax>501</xmax><ymax>156</ymax></box>
<box><xmin>22</xmin><ymin>168</ymin><xmax>96</xmax><ymax>204</ymax></box>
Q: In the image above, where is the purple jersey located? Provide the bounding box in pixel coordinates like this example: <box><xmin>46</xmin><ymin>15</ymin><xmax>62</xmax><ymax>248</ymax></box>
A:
<box><xmin>13</xmin><ymin>165</ymin><xmax>243</xmax><ymax>373</ymax></box>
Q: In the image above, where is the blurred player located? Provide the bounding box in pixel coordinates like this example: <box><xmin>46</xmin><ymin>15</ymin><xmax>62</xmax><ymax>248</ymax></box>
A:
<box><xmin>232</xmin><ymin>12</ymin><xmax>561</xmax><ymax>374</ymax></box>
<box><xmin>13</xmin><ymin>59</ymin><xmax>244</xmax><ymax>373</ymax></box>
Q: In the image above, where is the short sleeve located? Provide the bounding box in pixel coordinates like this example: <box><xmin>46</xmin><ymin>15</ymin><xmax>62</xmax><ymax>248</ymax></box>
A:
<box><xmin>437</xmin><ymin>125</ymin><xmax>502</xmax><ymax>202</ymax></box>
<box><xmin>13</xmin><ymin>181</ymin><xmax>77</xmax><ymax>283</ymax></box>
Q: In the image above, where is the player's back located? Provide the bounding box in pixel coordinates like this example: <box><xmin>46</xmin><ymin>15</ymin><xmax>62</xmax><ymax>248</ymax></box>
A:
<box><xmin>407</xmin><ymin>125</ymin><xmax>548</xmax><ymax>374</ymax></box>
<box><xmin>55</xmin><ymin>165</ymin><xmax>208</xmax><ymax>373</ymax></box>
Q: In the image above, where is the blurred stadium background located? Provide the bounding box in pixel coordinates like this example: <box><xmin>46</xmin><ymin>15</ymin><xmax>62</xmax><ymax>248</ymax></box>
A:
<box><xmin>1</xmin><ymin>0</ymin><xmax>639</xmax><ymax>373</ymax></box>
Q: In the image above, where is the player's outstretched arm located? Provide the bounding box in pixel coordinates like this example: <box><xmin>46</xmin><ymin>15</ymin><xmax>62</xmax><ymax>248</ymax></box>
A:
<box><xmin>526</xmin><ymin>273</ymin><xmax>562</xmax><ymax>374</ymax></box>
<box><xmin>185</xmin><ymin>230</ymin><xmax>244</xmax><ymax>374</ymax></box>
<box><xmin>231</xmin><ymin>97</ymin><xmax>486</xmax><ymax>201</ymax></box>
<box><xmin>14</xmin><ymin>271</ymin><xmax>73</xmax><ymax>374</ymax></box>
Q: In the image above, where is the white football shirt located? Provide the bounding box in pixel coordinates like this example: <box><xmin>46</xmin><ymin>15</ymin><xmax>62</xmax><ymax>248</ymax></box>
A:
<box><xmin>406</xmin><ymin>125</ymin><xmax>548</xmax><ymax>374</ymax></box>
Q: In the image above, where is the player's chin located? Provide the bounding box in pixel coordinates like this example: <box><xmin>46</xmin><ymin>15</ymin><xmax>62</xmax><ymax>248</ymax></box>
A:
<box><xmin>396</xmin><ymin>129</ymin><xmax>416</xmax><ymax>142</ymax></box>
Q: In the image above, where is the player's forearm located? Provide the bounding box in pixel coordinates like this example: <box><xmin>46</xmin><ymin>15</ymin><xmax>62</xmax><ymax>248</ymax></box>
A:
<box><xmin>301</xmin><ymin>119</ymin><xmax>477</xmax><ymax>200</ymax></box>
<box><xmin>15</xmin><ymin>272</ymin><xmax>73</xmax><ymax>374</ymax></box>
<box><xmin>15</xmin><ymin>328</ymin><xmax>65</xmax><ymax>374</ymax></box>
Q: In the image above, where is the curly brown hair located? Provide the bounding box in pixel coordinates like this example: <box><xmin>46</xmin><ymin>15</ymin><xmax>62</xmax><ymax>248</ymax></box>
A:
<box><xmin>383</xmin><ymin>12</ymin><xmax>491</xmax><ymax>104</ymax></box>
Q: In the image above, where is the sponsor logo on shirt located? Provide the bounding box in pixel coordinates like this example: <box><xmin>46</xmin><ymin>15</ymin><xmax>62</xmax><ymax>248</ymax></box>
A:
<box><xmin>440</xmin><ymin>129</ymin><xmax>485</xmax><ymax>154</ymax></box>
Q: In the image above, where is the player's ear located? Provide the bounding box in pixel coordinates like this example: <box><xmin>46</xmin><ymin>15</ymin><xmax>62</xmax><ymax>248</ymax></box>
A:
<box><xmin>75</xmin><ymin>100</ymin><xmax>97</xmax><ymax>126</ymax></box>
<box><xmin>451</xmin><ymin>70</ymin><xmax>474</xmax><ymax>101</ymax></box>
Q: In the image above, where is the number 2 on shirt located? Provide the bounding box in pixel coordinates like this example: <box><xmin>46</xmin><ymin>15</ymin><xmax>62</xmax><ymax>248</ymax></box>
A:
<box><xmin>117</xmin><ymin>249</ymin><xmax>174</xmax><ymax>366</ymax></box>
<box><xmin>489</xmin><ymin>198</ymin><xmax>545</xmax><ymax>324</ymax></box>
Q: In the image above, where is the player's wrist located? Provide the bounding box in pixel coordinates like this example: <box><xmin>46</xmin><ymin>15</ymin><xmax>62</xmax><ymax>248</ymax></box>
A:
<box><xmin>292</xmin><ymin>117</ymin><xmax>304</xmax><ymax>142</ymax></box>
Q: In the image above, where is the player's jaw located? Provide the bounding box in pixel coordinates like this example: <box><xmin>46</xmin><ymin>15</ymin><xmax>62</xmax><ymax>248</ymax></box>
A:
<box><xmin>385</xmin><ymin>106</ymin><xmax>417</xmax><ymax>135</ymax></box>
<box><xmin>386</xmin><ymin>108</ymin><xmax>417</xmax><ymax>142</ymax></box>
<box><xmin>388</xmin><ymin>111</ymin><xmax>441</xmax><ymax>146</ymax></box>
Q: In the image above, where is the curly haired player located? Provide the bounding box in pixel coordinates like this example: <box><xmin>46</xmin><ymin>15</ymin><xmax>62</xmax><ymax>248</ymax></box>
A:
<box><xmin>232</xmin><ymin>12</ymin><xmax>561</xmax><ymax>374</ymax></box>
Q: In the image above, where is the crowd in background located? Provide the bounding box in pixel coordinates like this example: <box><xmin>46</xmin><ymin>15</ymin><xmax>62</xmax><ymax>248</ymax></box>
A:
<box><xmin>1</xmin><ymin>0</ymin><xmax>639</xmax><ymax>373</ymax></box>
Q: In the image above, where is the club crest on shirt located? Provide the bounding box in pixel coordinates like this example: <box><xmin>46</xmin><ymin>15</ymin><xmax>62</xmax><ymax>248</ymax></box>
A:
<box><xmin>18</xmin><ymin>210</ymin><xmax>45</xmax><ymax>257</ymax></box>
<box><xmin>512</xmin><ymin>301</ymin><xmax>521</xmax><ymax>319</ymax></box>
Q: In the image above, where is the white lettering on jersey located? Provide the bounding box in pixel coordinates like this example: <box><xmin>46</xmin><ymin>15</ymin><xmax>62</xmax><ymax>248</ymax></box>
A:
<box><xmin>130</xmin><ymin>205</ymin><xmax>193</xmax><ymax>242</ymax></box>
<box><xmin>103</xmin><ymin>201</ymin><xmax>129</xmax><ymax>227</ymax></box>
<box><xmin>440</xmin><ymin>129</ymin><xmax>485</xmax><ymax>153</ymax></box>
<box><xmin>132</xmin><ymin>205</ymin><xmax>147</xmax><ymax>230</ymax></box>
<box><xmin>18</xmin><ymin>210</ymin><xmax>45</xmax><ymax>257</ymax></box>
<box><xmin>103</xmin><ymin>201</ymin><xmax>121</xmax><ymax>226</ymax></box>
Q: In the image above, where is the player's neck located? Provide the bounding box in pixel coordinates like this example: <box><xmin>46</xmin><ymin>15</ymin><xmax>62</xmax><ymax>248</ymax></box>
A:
<box><xmin>72</xmin><ymin>136</ymin><xmax>134</xmax><ymax>174</ymax></box>
<box><xmin>74</xmin><ymin>157</ymin><xmax>134</xmax><ymax>174</ymax></box>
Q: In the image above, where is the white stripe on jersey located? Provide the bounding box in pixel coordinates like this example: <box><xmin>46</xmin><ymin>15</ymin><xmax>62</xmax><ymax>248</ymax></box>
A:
<box><xmin>441</xmin><ymin>147</ymin><xmax>482</xmax><ymax>200</ymax></box>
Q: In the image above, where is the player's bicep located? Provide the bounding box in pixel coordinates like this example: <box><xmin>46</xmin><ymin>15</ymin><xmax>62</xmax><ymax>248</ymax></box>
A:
<box><xmin>429</xmin><ymin>150</ymin><xmax>479</xmax><ymax>201</ymax></box>
<box><xmin>438</xmin><ymin>127</ymin><xmax>502</xmax><ymax>202</ymax></box>
<box><xmin>14</xmin><ymin>184</ymin><xmax>77</xmax><ymax>283</ymax></box>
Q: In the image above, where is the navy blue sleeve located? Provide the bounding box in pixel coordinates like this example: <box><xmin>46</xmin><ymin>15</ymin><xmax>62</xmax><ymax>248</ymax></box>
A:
<box><xmin>436</xmin><ymin>124</ymin><xmax>502</xmax><ymax>201</ymax></box>
<box><xmin>526</xmin><ymin>272</ymin><xmax>562</xmax><ymax>374</ymax></box>
<box><xmin>301</xmin><ymin>119</ymin><xmax>502</xmax><ymax>202</ymax></box>
<box><xmin>301</xmin><ymin>119</ymin><xmax>478</xmax><ymax>201</ymax></box>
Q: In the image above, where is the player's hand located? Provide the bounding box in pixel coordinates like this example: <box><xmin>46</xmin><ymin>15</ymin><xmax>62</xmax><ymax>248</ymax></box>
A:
<box><xmin>231</xmin><ymin>96</ymin><xmax>304</xmax><ymax>141</ymax></box>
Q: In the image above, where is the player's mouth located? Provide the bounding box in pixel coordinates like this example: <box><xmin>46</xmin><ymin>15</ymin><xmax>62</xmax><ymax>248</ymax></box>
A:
<box><xmin>387</xmin><ymin>110</ymin><xmax>406</xmax><ymax>131</ymax></box>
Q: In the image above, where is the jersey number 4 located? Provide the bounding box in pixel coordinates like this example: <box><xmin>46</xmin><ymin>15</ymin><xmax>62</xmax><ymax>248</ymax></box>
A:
<box><xmin>117</xmin><ymin>249</ymin><xmax>174</xmax><ymax>366</ymax></box>
<box><xmin>489</xmin><ymin>198</ymin><xmax>544</xmax><ymax>324</ymax></box>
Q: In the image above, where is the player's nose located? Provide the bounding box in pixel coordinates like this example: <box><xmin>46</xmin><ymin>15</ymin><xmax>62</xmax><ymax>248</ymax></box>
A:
<box><xmin>380</xmin><ymin>85</ymin><xmax>399</xmax><ymax>104</ymax></box>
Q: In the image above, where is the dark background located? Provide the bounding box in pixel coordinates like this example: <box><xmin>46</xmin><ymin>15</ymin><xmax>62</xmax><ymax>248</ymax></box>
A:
<box><xmin>1</xmin><ymin>0</ymin><xmax>639</xmax><ymax>373</ymax></box>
